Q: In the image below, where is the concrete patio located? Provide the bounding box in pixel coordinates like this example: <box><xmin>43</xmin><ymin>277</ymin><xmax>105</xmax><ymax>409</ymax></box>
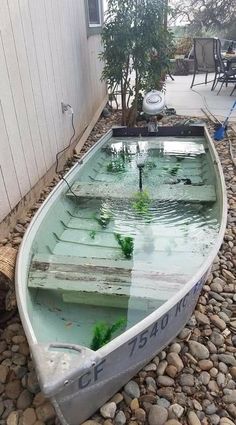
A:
<box><xmin>166</xmin><ymin>74</ymin><xmax>236</xmax><ymax>122</ymax></box>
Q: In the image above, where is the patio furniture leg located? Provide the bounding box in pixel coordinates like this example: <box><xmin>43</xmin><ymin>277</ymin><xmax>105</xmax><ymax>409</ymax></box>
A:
<box><xmin>217</xmin><ymin>77</ymin><xmax>226</xmax><ymax>95</ymax></box>
<box><xmin>190</xmin><ymin>71</ymin><xmax>196</xmax><ymax>88</ymax></box>
<box><xmin>211</xmin><ymin>72</ymin><xmax>218</xmax><ymax>90</ymax></box>
<box><xmin>230</xmin><ymin>84</ymin><xmax>236</xmax><ymax>96</ymax></box>
<box><xmin>205</xmin><ymin>71</ymin><xmax>208</xmax><ymax>84</ymax></box>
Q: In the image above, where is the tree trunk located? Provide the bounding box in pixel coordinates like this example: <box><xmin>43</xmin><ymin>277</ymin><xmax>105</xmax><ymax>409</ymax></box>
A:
<box><xmin>121</xmin><ymin>79</ymin><xmax>127</xmax><ymax>126</ymax></box>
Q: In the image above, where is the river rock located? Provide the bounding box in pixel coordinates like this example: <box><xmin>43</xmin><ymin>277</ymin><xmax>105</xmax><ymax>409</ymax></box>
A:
<box><xmin>124</xmin><ymin>381</ymin><xmax>140</xmax><ymax>399</ymax></box>
<box><xmin>220</xmin><ymin>418</ymin><xmax>235</xmax><ymax>425</ymax></box>
<box><xmin>218</xmin><ymin>355</ymin><xmax>236</xmax><ymax>366</ymax></box>
<box><xmin>35</xmin><ymin>401</ymin><xmax>56</xmax><ymax>422</ymax></box>
<box><xmin>199</xmin><ymin>371</ymin><xmax>210</xmax><ymax>385</ymax></box>
<box><xmin>210</xmin><ymin>331</ymin><xmax>224</xmax><ymax>346</ymax></box>
<box><xmin>130</xmin><ymin>398</ymin><xmax>139</xmax><ymax>411</ymax></box>
<box><xmin>169</xmin><ymin>343</ymin><xmax>181</xmax><ymax>354</ymax></box>
<box><xmin>157</xmin><ymin>376</ymin><xmax>175</xmax><ymax>387</ymax></box>
<box><xmin>100</xmin><ymin>402</ymin><xmax>117</xmax><ymax>419</ymax></box>
<box><xmin>222</xmin><ymin>269</ymin><xmax>235</xmax><ymax>282</ymax></box>
<box><xmin>157</xmin><ymin>398</ymin><xmax>171</xmax><ymax>409</ymax></box>
<box><xmin>27</xmin><ymin>372</ymin><xmax>40</xmax><ymax>394</ymax></box>
<box><xmin>17</xmin><ymin>389</ymin><xmax>33</xmax><ymax>410</ymax></box>
<box><xmin>166</xmin><ymin>353</ymin><xmax>184</xmax><ymax>372</ymax></box>
<box><xmin>187</xmin><ymin>410</ymin><xmax>201</xmax><ymax>425</ymax></box>
<box><xmin>5</xmin><ymin>380</ymin><xmax>22</xmax><ymax>399</ymax></box>
<box><xmin>222</xmin><ymin>391</ymin><xmax>236</xmax><ymax>404</ymax></box>
<box><xmin>82</xmin><ymin>422</ymin><xmax>101</xmax><ymax>425</ymax></box>
<box><xmin>114</xmin><ymin>410</ymin><xmax>126</xmax><ymax>425</ymax></box>
<box><xmin>165</xmin><ymin>421</ymin><xmax>182</xmax><ymax>425</ymax></box>
<box><xmin>0</xmin><ymin>365</ymin><xmax>9</xmax><ymax>383</ymax></box>
<box><xmin>6</xmin><ymin>411</ymin><xmax>20</xmax><ymax>425</ymax></box>
<box><xmin>188</xmin><ymin>341</ymin><xmax>209</xmax><ymax>359</ymax></box>
<box><xmin>205</xmin><ymin>403</ymin><xmax>217</xmax><ymax>414</ymax></box>
<box><xmin>134</xmin><ymin>408</ymin><xmax>146</xmax><ymax>422</ymax></box>
<box><xmin>156</xmin><ymin>387</ymin><xmax>174</xmax><ymax>402</ymax></box>
<box><xmin>194</xmin><ymin>311</ymin><xmax>210</xmax><ymax>326</ymax></box>
<box><xmin>198</xmin><ymin>360</ymin><xmax>213</xmax><ymax>370</ymax></box>
<box><xmin>148</xmin><ymin>405</ymin><xmax>168</xmax><ymax>425</ymax></box>
<box><xmin>230</xmin><ymin>367</ymin><xmax>236</xmax><ymax>378</ymax></box>
<box><xmin>211</xmin><ymin>280</ymin><xmax>223</xmax><ymax>293</ymax></box>
<box><xmin>168</xmin><ymin>404</ymin><xmax>184</xmax><ymax>419</ymax></box>
<box><xmin>156</xmin><ymin>361</ymin><xmax>168</xmax><ymax>376</ymax></box>
<box><xmin>165</xmin><ymin>365</ymin><xmax>178</xmax><ymax>378</ymax></box>
<box><xmin>22</xmin><ymin>407</ymin><xmax>37</xmax><ymax>425</ymax></box>
<box><xmin>179</xmin><ymin>374</ymin><xmax>195</xmax><ymax>387</ymax></box>
<box><xmin>210</xmin><ymin>315</ymin><xmax>227</xmax><ymax>331</ymax></box>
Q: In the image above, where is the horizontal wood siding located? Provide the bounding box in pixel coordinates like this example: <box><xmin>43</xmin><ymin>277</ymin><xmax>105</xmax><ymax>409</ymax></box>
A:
<box><xmin>0</xmin><ymin>0</ymin><xmax>106</xmax><ymax>223</ymax></box>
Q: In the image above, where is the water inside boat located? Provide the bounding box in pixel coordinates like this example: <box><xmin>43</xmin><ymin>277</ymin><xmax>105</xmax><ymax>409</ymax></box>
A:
<box><xmin>28</xmin><ymin>136</ymin><xmax>220</xmax><ymax>348</ymax></box>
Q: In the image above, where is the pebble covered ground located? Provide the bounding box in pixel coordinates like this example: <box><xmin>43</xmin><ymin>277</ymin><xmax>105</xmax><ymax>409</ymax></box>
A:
<box><xmin>0</xmin><ymin>112</ymin><xmax>236</xmax><ymax>425</ymax></box>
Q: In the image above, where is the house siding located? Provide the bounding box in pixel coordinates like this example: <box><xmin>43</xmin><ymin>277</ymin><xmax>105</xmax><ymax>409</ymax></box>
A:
<box><xmin>0</xmin><ymin>0</ymin><xmax>106</xmax><ymax>223</ymax></box>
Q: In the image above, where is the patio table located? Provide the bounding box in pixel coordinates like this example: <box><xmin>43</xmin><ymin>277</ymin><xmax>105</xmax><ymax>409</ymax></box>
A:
<box><xmin>218</xmin><ymin>53</ymin><xmax>236</xmax><ymax>95</ymax></box>
<box><xmin>222</xmin><ymin>53</ymin><xmax>236</xmax><ymax>70</ymax></box>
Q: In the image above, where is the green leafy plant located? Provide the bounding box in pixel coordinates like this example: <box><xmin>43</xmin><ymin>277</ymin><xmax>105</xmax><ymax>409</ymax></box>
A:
<box><xmin>100</xmin><ymin>0</ymin><xmax>173</xmax><ymax>126</ymax></box>
<box><xmin>163</xmin><ymin>164</ymin><xmax>181</xmax><ymax>176</ymax></box>
<box><xmin>89</xmin><ymin>230</ymin><xmax>96</xmax><ymax>239</ymax></box>
<box><xmin>95</xmin><ymin>207</ymin><xmax>112</xmax><ymax>228</ymax></box>
<box><xmin>115</xmin><ymin>233</ymin><xmax>134</xmax><ymax>259</ymax></box>
<box><xmin>107</xmin><ymin>158</ymin><xmax>125</xmax><ymax>173</ymax></box>
<box><xmin>169</xmin><ymin>164</ymin><xmax>181</xmax><ymax>176</ymax></box>
<box><xmin>146</xmin><ymin>161</ymin><xmax>157</xmax><ymax>170</ymax></box>
<box><xmin>132</xmin><ymin>190</ymin><xmax>151</xmax><ymax>214</ymax></box>
<box><xmin>90</xmin><ymin>318</ymin><xmax>126</xmax><ymax>351</ymax></box>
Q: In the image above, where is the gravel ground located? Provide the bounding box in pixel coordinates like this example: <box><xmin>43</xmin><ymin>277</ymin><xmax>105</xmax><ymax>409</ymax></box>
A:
<box><xmin>0</xmin><ymin>111</ymin><xmax>236</xmax><ymax>425</ymax></box>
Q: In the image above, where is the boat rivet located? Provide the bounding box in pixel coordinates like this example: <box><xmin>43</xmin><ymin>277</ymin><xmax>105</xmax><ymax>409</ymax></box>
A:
<box><xmin>64</xmin><ymin>380</ymin><xmax>69</xmax><ymax>385</ymax></box>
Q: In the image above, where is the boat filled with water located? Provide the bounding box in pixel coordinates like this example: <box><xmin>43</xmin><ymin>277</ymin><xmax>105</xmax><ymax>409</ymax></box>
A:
<box><xmin>16</xmin><ymin>125</ymin><xmax>227</xmax><ymax>425</ymax></box>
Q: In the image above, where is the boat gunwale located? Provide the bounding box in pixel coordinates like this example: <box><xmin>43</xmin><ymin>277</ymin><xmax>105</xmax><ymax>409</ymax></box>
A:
<box><xmin>15</xmin><ymin>125</ymin><xmax>227</xmax><ymax>391</ymax></box>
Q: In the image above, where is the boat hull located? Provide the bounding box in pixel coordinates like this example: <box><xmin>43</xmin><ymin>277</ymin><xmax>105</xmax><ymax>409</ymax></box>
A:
<box><xmin>16</xmin><ymin>126</ymin><xmax>227</xmax><ymax>425</ymax></box>
<box><xmin>51</xmin><ymin>271</ymin><xmax>207</xmax><ymax>425</ymax></box>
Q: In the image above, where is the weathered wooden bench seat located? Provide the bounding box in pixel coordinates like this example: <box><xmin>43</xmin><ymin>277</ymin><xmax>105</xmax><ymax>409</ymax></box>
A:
<box><xmin>28</xmin><ymin>254</ymin><xmax>188</xmax><ymax>310</ymax></box>
<box><xmin>67</xmin><ymin>182</ymin><xmax>216</xmax><ymax>203</ymax></box>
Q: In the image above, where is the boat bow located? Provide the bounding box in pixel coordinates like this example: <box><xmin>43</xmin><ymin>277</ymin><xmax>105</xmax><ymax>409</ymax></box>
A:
<box><xmin>31</xmin><ymin>343</ymin><xmax>101</xmax><ymax>396</ymax></box>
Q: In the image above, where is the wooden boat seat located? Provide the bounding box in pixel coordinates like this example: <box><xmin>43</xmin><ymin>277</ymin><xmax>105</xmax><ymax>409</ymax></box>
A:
<box><xmin>67</xmin><ymin>182</ymin><xmax>216</xmax><ymax>203</ymax></box>
<box><xmin>28</xmin><ymin>254</ymin><xmax>188</xmax><ymax>310</ymax></box>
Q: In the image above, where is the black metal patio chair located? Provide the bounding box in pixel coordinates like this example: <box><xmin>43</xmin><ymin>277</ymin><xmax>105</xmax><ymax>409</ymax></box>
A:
<box><xmin>190</xmin><ymin>38</ymin><xmax>219</xmax><ymax>89</ymax></box>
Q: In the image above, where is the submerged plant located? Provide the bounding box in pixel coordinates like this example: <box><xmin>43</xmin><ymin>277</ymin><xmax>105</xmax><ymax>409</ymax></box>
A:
<box><xmin>145</xmin><ymin>161</ymin><xmax>157</xmax><ymax>170</ymax></box>
<box><xmin>89</xmin><ymin>230</ymin><xmax>96</xmax><ymax>239</ymax></box>
<box><xmin>90</xmin><ymin>318</ymin><xmax>126</xmax><ymax>351</ymax></box>
<box><xmin>115</xmin><ymin>233</ymin><xmax>134</xmax><ymax>259</ymax></box>
<box><xmin>163</xmin><ymin>163</ymin><xmax>181</xmax><ymax>176</ymax></box>
<box><xmin>106</xmin><ymin>158</ymin><xmax>125</xmax><ymax>173</ymax></box>
<box><xmin>95</xmin><ymin>207</ymin><xmax>112</xmax><ymax>228</ymax></box>
<box><xmin>169</xmin><ymin>164</ymin><xmax>180</xmax><ymax>176</ymax></box>
<box><xmin>132</xmin><ymin>190</ymin><xmax>151</xmax><ymax>214</ymax></box>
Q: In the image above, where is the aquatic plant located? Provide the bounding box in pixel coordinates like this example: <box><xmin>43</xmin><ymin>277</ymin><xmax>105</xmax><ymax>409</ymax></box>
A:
<box><xmin>106</xmin><ymin>158</ymin><xmax>125</xmax><ymax>173</ymax></box>
<box><xmin>169</xmin><ymin>164</ymin><xmax>180</xmax><ymax>176</ymax></box>
<box><xmin>145</xmin><ymin>161</ymin><xmax>157</xmax><ymax>170</ymax></box>
<box><xmin>115</xmin><ymin>233</ymin><xmax>134</xmax><ymax>259</ymax></box>
<box><xmin>132</xmin><ymin>190</ymin><xmax>151</xmax><ymax>214</ymax></box>
<box><xmin>90</xmin><ymin>318</ymin><xmax>126</xmax><ymax>351</ymax></box>
<box><xmin>89</xmin><ymin>230</ymin><xmax>96</xmax><ymax>239</ymax></box>
<box><xmin>163</xmin><ymin>164</ymin><xmax>181</xmax><ymax>176</ymax></box>
<box><xmin>95</xmin><ymin>207</ymin><xmax>112</xmax><ymax>228</ymax></box>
